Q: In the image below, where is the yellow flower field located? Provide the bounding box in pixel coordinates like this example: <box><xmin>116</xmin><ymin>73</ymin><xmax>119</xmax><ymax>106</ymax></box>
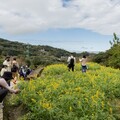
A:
<box><xmin>11</xmin><ymin>63</ymin><xmax>120</xmax><ymax>120</ymax></box>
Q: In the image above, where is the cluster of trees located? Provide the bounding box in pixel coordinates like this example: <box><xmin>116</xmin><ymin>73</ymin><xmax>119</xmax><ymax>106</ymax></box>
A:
<box><xmin>93</xmin><ymin>33</ymin><xmax>120</xmax><ymax>68</ymax></box>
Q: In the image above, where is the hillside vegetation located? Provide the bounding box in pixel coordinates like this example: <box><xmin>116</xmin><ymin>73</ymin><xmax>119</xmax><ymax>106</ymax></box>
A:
<box><xmin>7</xmin><ymin>63</ymin><xmax>120</xmax><ymax>120</ymax></box>
<box><xmin>0</xmin><ymin>38</ymin><xmax>92</xmax><ymax>67</ymax></box>
<box><xmin>93</xmin><ymin>33</ymin><xmax>120</xmax><ymax>69</ymax></box>
<box><xmin>0</xmin><ymin>38</ymin><xmax>71</xmax><ymax>66</ymax></box>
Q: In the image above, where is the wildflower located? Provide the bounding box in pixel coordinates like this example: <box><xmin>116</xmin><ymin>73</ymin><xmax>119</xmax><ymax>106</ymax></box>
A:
<box><xmin>70</xmin><ymin>106</ymin><xmax>72</xmax><ymax>111</ymax></box>
<box><xmin>109</xmin><ymin>107</ymin><xmax>112</xmax><ymax>114</ymax></box>
<box><xmin>31</xmin><ymin>98</ymin><xmax>36</xmax><ymax>103</ymax></box>
<box><xmin>101</xmin><ymin>101</ymin><xmax>104</xmax><ymax>109</ymax></box>
<box><xmin>96</xmin><ymin>90</ymin><xmax>99</xmax><ymax>98</ymax></box>
<box><xmin>42</xmin><ymin>102</ymin><xmax>52</xmax><ymax>110</ymax></box>
<box><xmin>85</xmin><ymin>98</ymin><xmax>88</xmax><ymax>103</ymax></box>
<box><xmin>75</xmin><ymin>87</ymin><xmax>81</xmax><ymax>92</ymax></box>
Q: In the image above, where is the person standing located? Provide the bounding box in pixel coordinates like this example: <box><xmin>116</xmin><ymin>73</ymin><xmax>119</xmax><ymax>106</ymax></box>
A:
<box><xmin>2</xmin><ymin>57</ymin><xmax>13</xmax><ymax>85</ymax></box>
<box><xmin>3</xmin><ymin>57</ymin><xmax>12</xmax><ymax>72</ymax></box>
<box><xmin>79</xmin><ymin>55</ymin><xmax>87</xmax><ymax>73</ymax></box>
<box><xmin>67</xmin><ymin>55</ymin><xmax>76</xmax><ymax>71</ymax></box>
<box><xmin>11</xmin><ymin>57</ymin><xmax>19</xmax><ymax>83</ymax></box>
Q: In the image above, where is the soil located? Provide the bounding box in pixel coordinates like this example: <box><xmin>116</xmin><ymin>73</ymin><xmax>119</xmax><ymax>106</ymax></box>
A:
<box><xmin>3</xmin><ymin>94</ymin><xmax>26</xmax><ymax>120</ymax></box>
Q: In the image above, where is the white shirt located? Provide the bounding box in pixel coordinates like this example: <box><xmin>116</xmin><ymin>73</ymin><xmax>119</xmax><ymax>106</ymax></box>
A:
<box><xmin>3</xmin><ymin>60</ymin><xmax>12</xmax><ymax>72</ymax></box>
<box><xmin>0</xmin><ymin>68</ymin><xmax>7</xmax><ymax>76</ymax></box>
<box><xmin>67</xmin><ymin>56</ymin><xmax>76</xmax><ymax>64</ymax></box>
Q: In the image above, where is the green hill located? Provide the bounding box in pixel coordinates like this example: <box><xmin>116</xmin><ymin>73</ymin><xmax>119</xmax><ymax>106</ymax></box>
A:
<box><xmin>0</xmin><ymin>38</ymin><xmax>94</xmax><ymax>67</ymax></box>
<box><xmin>0</xmin><ymin>38</ymin><xmax>71</xmax><ymax>66</ymax></box>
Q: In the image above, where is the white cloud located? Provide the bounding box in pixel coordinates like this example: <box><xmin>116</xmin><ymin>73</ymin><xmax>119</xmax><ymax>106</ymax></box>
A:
<box><xmin>0</xmin><ymin>0</ymin><xmax>120</xmax><ymax>35</ymax></box>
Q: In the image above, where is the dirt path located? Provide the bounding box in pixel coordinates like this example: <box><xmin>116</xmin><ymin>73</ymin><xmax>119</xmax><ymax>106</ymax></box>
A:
<box><xmin>27</xmin><ymin>67</ymin><xmax>44</xmax><ymax>79</ymax></box>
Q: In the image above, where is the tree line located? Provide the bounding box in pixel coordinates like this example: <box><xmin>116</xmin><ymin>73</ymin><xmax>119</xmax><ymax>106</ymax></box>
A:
<box><xmin>93</xmin><ymin>33</ymin><xmax>120</xmax><ymax>69</ymax></box>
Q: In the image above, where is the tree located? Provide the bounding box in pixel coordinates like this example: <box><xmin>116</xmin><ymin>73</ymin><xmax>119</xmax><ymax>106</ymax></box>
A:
<box><xmin>109</xmin><ymin>33</ymin><xmax>120</xmax><ymax>46</ymax></box>
<box><xmin>93</xmin><ymin>33</ymin><xmax>120</xmax><ymax>68</ymax></box>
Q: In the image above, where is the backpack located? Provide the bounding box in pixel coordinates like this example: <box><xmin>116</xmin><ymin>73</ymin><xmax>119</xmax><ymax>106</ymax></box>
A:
<box><xmin>70</xmin><ymin>58</ymin><xmax>74</xmax><ymax>65</ymax></box>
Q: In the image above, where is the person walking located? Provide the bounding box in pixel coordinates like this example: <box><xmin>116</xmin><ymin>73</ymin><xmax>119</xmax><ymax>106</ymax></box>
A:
<box><xmin>79</xmin><ymin>55</ymin><xmax>87</xmax><ymax>73</ymax></box>
<box><xmin>67</xmin><ymin>55</ymin><xmax>76</xmax><ymax>71</ymax></box>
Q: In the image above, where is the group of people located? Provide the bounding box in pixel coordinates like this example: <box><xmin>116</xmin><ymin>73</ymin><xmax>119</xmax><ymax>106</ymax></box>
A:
<box><xmin>19</xmin><ymin>65</ymin><xmax>32</xmax><ymax>79</ymax></box>
<box><xmin>0</xmin><ymin>56</ymin><xmax>32</xmax><ymax>109</ymax></box>
<box><xmin>1</xmin><ymin>57</ymin><xmax>19</xmax><ymax>84</ymax></box>
<box><xmin>0</xmin><ymin>55</ymin><xmax>86</xmax><ymax>109</ymax></box>
<box><xmin>67</xmin><ymin>54</ymin><xmax>87</xmax><ymax>72</ymax></box>
<box><xmin>0</xmin><ymin>57</ymin><xmax>20</xmax><ymax>108</ymax></box>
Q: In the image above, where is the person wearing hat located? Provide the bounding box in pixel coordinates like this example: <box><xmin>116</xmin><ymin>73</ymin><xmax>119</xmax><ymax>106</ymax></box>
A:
<box><xmin>0</xmin><ymin>78</ymin><xmax>19</xmax><ymax>108</ymax></box>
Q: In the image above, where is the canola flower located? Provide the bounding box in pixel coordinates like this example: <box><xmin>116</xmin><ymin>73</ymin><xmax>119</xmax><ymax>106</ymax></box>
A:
<box><xmin>69</xmin><ymin>106</ymin><xmax>72</xmax><ymax>111</ymax></box>
<box><xmin>14</xmin><ymin>63</ymin><xmax>120</xmax><ymax>120</ymax></box>
<box><xmin>31</xmin><ymin>98</ymin><xmax>36</xmax><ymax>103</ymax></box>
<box><xmin>101</xmin><ymin>101</ymin><xmax>104</xmax><ymax>109</ymax></box>
<box><xmin>109</xmin><ymin>107</ymin><xmax>112</xmax><ymax>114</ymax></box>
<box><xmin>40</xmin><ymin>101</ymin><xmax>52</xmax><ymax>110</ymax></box>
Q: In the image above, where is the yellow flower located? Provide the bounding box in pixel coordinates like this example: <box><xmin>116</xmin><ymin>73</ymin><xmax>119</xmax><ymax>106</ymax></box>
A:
<box><xmin>109</xmin><ymin>108</ymin><xmax>112</xmax><ymax>114</ymax></box>
<box><xmin>101</xmin><ymin>101</ymin><xmax>104</xmax><ymax>109</ymax></box>
<box><xmin>52</xmin><ymin>82</ymin><xmax>59</xmax><ymax>90</ymax></box>
<box><xmin>96</xmin><ymin>90</ymin><xmax>99</xmax><ymax>98</ymax></box>
<box><xmin>69</xmin><ymin>106</ymin><xmax>72</xmax><ymax>111</ymax></box>
<box><xmin>75</xmin><ymin>87</ymin><xmax>81</xmax><ymax>92</ymax></box>
<box><xmin>41</xmin><ymin>102</ymin><xmax>52</xmax><ymax>110</ymax></box>
<box><xmin>31</xmin><ymin>98</ymin><xmax>36</xmax><ymax>103</ymax></box>
<box><xmin>85</xmin><ymin>98</ymin><xmax>88</xmax><ymax>103</ymax></box>
<box><xmin>91</xmin><ymin>96</ymin><xmax>97</xmax><ymax>104</ymax></box>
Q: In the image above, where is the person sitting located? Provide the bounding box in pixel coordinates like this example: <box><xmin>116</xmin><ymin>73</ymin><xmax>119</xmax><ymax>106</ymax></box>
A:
<box><xmin>19</xmin><ymin>65</ymin><xmax>32</xmax><ymax>80</ymax></box>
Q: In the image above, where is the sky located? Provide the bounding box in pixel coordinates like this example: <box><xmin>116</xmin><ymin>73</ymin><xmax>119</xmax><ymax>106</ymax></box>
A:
<box><xmin>0</xmin><ymin>0</ymin><xmax>120</xmax><ymax>52</ymax></box>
